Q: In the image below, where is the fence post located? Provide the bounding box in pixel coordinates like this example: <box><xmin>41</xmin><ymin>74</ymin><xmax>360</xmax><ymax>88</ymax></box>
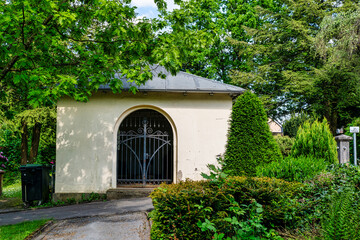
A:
<box><xmin>335</xmin><ymin>134</ymin><xmax>353</xmax><ymax>164</ymax></box>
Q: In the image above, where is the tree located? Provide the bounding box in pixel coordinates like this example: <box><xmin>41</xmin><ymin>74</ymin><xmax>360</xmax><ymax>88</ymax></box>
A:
<box><xmin>283</xmin><ymin>112</ymin><xmax>313</xmax><ymax>138</ymax></box>
<box><xmin>159</xmin><ymin>0</ymin><xmax>275</xmax><ymax>83</ymax></box>
<box><xmin>0</xmin><ymin>0</ymin><xmax>207</xmax><ymax>164</ymax></box>
<box><xmin>230</xmin><ymin>0</ymin><xmax>360</xmax><ymax>133</ymax></box>
<box><xmin>313</xmin><ymin>4</ymin><xmax>360</xmax><ymax>129</ymax></box>
<box><xmin>224</xmin><ymin>91</ymin><xmax>282</xmax><ymax>176</ymax></box>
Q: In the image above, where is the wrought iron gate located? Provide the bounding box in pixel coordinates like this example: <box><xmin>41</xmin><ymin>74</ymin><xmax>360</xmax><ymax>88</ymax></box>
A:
<box><xmin>117</xmin><ymin>109</ymin><xmax>173</xmax><ymax>186</ymax></box>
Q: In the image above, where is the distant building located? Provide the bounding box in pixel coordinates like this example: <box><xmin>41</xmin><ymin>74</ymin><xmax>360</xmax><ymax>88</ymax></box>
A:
<box><xmin>268</xmin><ymin>119</ymin><xmax>283</xmax><ymax>135</ymax></box>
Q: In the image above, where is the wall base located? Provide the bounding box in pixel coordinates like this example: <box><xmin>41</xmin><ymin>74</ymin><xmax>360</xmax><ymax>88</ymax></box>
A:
<box><xmin>106</xmin><ymin>188</ymin><xmax>154</xmax><ymax>200</ymax></box>
<box><xmin>52</xmin><ymin>192</ymin><xmax>106</xmax><ymax>202</ymax></box>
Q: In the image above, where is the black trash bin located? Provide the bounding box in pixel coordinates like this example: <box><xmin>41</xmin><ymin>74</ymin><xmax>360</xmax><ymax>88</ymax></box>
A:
<box><xmin>19</xmin><ymin>164</ymin><xmax>51</xmax><ymax>206</ymax></box>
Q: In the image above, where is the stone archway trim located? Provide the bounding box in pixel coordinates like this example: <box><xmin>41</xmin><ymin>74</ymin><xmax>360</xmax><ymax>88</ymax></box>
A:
<box><xmin>112</xmin><ymin>105</ymin><xmax>178</xmax><ymax>188</ymax></box>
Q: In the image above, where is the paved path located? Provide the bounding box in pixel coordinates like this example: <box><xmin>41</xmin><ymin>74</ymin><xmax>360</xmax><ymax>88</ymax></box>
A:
<box><xmin>0</xmin><ymin>197</ymin><xmax>153</xmax><ymax>226</ymax></box>
<box><xmin>33</xmin><ymin>212</ymin><xmax>151</xmax><ymax>240</ymax></box>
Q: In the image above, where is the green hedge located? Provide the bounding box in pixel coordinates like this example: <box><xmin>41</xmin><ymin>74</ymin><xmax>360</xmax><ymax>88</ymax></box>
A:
<box><xmin>224</xmin><ymin>91</ymin><xmax>282</xmax><ymax>176</ymax></box>
<box><xmin>150</xmin><ymin>177</ymin><xmax>304</xmax><ymax>239</ymax></box>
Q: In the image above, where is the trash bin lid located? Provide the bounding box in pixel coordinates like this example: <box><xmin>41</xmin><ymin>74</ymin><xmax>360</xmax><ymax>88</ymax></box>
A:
<box><xmin>19</xmin><ymin>164</ymin><xmax>46</xmax><ymax>170</ymax></box>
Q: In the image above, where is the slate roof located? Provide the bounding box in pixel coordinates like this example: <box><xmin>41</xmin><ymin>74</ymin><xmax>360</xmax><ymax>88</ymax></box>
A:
<box><xmin>99</xmin><ymin>65</ymin><xmax>245</xmax><ymax>95</ymax></box>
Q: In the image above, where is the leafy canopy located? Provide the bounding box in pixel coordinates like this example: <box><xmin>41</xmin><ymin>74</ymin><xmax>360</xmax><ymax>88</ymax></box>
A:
<box><xmin>230</xmin><ymin>0</ymin><xmax>360</xmax><ymax>131</ymax></box>
<box><xmin>159</xmin><ymin>0</ymin><xmax>275</xmax><ymax>83</ymax></box>
<box><xmin>0</xmin><ymin>0</ymin><xmax>209</xmax><ymax>107</ymax></box>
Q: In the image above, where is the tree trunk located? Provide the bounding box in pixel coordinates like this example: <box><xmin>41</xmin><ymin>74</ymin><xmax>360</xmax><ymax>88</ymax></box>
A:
<box><xmin>29</xmin><ymin>122</ymin><xmax>41</xmax><ymax>163</ymax></box>
<box><xmin>20</xmin><ymin>120</ymin><xmax>28</xmax><ymax>165</ymax></box>
<box><xmin>324</xmin><ymin>103</ymin><xmax>338</xmax><ymax>135</ymax></box>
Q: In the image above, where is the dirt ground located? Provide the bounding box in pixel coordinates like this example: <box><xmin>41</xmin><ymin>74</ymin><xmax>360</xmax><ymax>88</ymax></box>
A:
<box><xmin>0</xmin><ymin>197</ymin><xmax>23</xmax><ymax>212</ymax></box>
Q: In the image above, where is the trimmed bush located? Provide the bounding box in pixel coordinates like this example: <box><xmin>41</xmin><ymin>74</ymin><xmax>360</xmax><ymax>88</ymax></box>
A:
<box><xmin>150</xmin><ymin>177</ymin><xmax>303</xmax><ymax>239</ymax></box>
<box><xmin>291</xmin><ymin>118</ymin><xmax>337</xmax><ymax>164</ymax></box>
<box><xmin>224</xmin><ymin>91</ymin><xmax>282</xmax><ymax>176</ymax></box>
<box><xmin>274</xmin><ymin>135</ymin><xmax>295</xmax><ymax>157</ymax></box>
<box><xmin>256</xmin><ymin>156</ymin><xmax>328</xmax><ymax>182</ymax></box>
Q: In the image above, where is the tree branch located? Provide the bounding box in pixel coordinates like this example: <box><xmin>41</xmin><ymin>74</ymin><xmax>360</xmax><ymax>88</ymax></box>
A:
<box><xmin>0</xmin><ymin>12</ymin><xmax>54</xmax><ymax>81</ymax></box>
<box><xmin>22</xmin><ymin>4</ymin><xmax>25</xmax><ymax>47</ymax></box>
<box><xmin>53</xmin><ymin>24</ymin><xmax>148</xmax><ymax>44</ymax></box>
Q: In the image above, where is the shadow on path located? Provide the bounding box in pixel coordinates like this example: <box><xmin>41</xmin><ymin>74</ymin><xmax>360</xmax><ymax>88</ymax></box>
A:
<box><xmin>0</xmin><ymin>197</ymin><xmax>153</xmax><ymax>226</ymax></box>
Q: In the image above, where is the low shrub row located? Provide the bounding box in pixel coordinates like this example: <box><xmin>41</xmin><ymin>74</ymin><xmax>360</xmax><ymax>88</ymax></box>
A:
<box><xmin>150</xmin><ymin>164</ymin><xmax>360</xmax><ymax>239</ymax></box>
<box><xmin>150</xmin><ymin>176</ymin><xmax>304</xmax><ymax>239</ymax></box>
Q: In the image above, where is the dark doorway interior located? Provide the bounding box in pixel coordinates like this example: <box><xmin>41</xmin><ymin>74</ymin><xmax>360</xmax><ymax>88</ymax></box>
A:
<box><xmin>117</xmin><ymin>109</ymin><xmax>173</xmax><ymax>186</ymax></box>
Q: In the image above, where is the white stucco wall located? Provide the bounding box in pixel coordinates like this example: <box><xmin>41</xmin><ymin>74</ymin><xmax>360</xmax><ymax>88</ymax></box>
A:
<box><xmin>56</xmin><ymin>92</ymin><xmax>233</xmax><ymax>193</ymax></box>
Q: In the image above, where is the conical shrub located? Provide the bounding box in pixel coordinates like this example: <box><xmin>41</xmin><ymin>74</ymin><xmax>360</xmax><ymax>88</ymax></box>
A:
<box><xmin>224</xmin><ymin>91</ymin><xmax>282</xmax><ymax>176</ymax></box>
<box><xmin>291</xmin><ymin>118</ymin><xmax>337</xmax><ymax>164</ymax></box>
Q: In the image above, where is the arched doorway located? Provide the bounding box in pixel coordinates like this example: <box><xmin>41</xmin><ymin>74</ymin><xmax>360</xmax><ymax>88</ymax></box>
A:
<box><xmin>117</xmin><ymin>109</ymin><xmax>173</xmax><ymax>186</ymax></box>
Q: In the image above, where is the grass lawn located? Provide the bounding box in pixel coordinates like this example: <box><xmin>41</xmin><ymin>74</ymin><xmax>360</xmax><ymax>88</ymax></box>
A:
<box><xmin>0</xmin><ymin>181</ymin><xmax>23</xmax><ymax>210</ymax></box>
<box><xmin>0</xmin><ymin>219</ymin><xmax>51</xmax><ymax>240</ymax></box>
<box><xmin>2</xmin><ymin>181</ymin><xmax>22</xmax><ymax>198</ymax></box>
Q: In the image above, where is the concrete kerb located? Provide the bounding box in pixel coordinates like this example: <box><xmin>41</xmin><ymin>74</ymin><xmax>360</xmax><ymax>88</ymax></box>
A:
<box><xmin>24</xmin><ymin>220</ymin><xmax>54</xmax><ymax>240</ymax></box>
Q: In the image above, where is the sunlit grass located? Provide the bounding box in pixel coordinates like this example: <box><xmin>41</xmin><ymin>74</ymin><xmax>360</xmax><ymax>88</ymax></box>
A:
<box><xmin>0</xmin><ymin>219</ymin><xmax>51</xmax><ymax>240</ymax></box>
<box><xmin>2</xmin><ymin>180</ymin><xmax>21</xmax><ymax>199</ymax></box>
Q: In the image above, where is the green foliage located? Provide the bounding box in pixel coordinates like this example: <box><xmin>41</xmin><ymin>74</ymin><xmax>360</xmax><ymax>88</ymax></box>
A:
<box><xmin>1</xmin><ymin>180</ymin><xmax>21</xmax><ymax>198</ymax></box>
<box><xmin>0</xmin><ymin>219</ymin><xmax>51</xmax><ymax>240</ymax></box>
<box><xmin>257</xmin><ymin>156</ymin><xmax>328</xmax><ymax>183</ymax></box>
<box><xmin>150</xmin><ymin>177</ymin><xmax>303</xmax><ymax>239</ymax></box>
<box><xmin>0</xmin><ymin>130</ymin><xmax>21</xmax><ymax>172</ymax></box>
<box><xmin>316</xmin><ymin>4</ymin><xmax>360</xmax><ymax>66</ymax></box>
<box><xmin>36</xmin><ymin>192</ymin><xmax>106</xmax><ymax>208</ymax></box>
<box><xmin>230</xmin><ymin>0</ymin><xmax>360</xmax><ymax>131</ymax></box>
<box><xmin>291</xmin><ymin>119</ymin><xmax>337</xmax><ymax>164</ymax></box>
<box><xmin>283</xmin><ymin>113</ymin><xmax>312</xmax><ymax>138</ymax></box>
<box><xmin>274</xmin><ymin>135</ymin><xmax>295</xmax><ymax>157</ymax></box>
<box><xmin>321</xmin><ymin>188</ymin><xmax>360</xmax><ymax>240</ymax></box>
<box><xmin>296</xmin><ymin>164</ymin><xmax>360</xmax><ymax>232</ymax></box>
<box><xmin>198</xmin><ymin>199</ymin><xmax>283</xmax><ymax>240</ymax></box>
<box><xmin>326</xmin><ymin>164</ymin><xmax>360</xmax><ymax>188</ymax></box>
<box><xmin>201</xmin><ymin>158</ymin><xmax>228</xmax><ymax>186</ymax></box>
<box><xmin>160</xmin><ymin>0</ymin><xmax>274</xmax><ymax>83</ymax></box>
<box><xmin>224</xmin><ymin>91</ymin><xmax>282</xmax><ymax>176</ymax></box>
<box><xmin>1</xmin><ymin>0</ymin><xmax>206</xmax><ymax>105</ymax></box>
<box><xmin>314</xmin><ymin>4</ymin><xmax>360</xmax><ymax>128</ymax></box>
<box><xmin>79</xmin><ymin>192</ymin><xmax>107</xmax><ymax>203</ymax></box>
<box><xmin>2</xmin><ymin>171</ymin><xmax>20</xmax><ymax>187</ymax></box>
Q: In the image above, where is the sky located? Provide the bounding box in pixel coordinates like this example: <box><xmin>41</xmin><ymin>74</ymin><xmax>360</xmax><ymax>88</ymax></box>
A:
<box><xmin>131</xmin><ymin>0</ymin><xmax>179</xmax><ymax>19</ymax></box>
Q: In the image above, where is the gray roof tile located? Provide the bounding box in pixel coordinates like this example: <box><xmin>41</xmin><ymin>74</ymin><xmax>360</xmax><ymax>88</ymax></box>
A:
<box><xmin>99</xmin><ymin>66</ymin><xmax>245</xmax><ymax>94</ymax></box>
